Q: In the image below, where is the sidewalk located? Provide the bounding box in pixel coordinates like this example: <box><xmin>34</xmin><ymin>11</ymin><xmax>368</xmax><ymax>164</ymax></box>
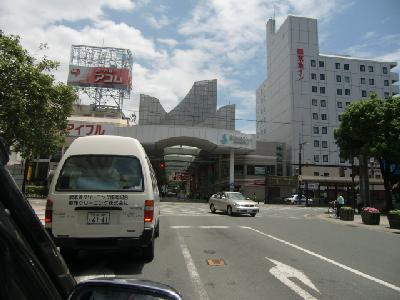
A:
<box><xmin>318</xmin><ymin>211</ymin><xmax>400</xmax><ymax>234</ymax></box>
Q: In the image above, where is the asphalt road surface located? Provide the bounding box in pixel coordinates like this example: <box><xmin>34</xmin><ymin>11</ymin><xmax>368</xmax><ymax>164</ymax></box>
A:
<box><xmin>29</xmin><ymin>200</ymin><xmax>400</xmax><ymax>299</ymax></box>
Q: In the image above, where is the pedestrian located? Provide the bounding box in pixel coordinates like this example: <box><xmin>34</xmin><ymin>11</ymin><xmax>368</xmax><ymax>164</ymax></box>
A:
<box><xmin>336</xmin><ymin>193</ymin><xmax>345</xmax><ymax>218</ymax></box>
<box><xmin>253</xmin><ymin>192</ymin><xmax>258</xmax><ymax>204</ymax></box>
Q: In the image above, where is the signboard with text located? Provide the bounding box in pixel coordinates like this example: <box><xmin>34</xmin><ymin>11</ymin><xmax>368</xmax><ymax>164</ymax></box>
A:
<box><xmin>67</xmin><ymin>65</ymin><xmax>132</xmax><ymax>90</ymax></box>
<box><xmin>67</xmin><ymin>122</ymin><xmax>114</xmax><ymax>137</ymax></box>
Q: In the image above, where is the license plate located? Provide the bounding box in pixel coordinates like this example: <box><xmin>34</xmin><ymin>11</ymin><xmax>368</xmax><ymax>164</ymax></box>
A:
<box><xmin>87</xmin><ymin>212</ymin><xmax>110</xmax><ymax>224</ymax></box>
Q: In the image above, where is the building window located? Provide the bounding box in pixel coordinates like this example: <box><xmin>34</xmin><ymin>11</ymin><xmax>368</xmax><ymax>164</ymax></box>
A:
<box><xmin>311</xmin><ymin>73</ymin><xmax>317</xmax><ymax>80</ymax></box>
<box><xmin>312</xmin><ymin>113</ymin><xmax>318</xmax><ymax>120</ymax></box>
<box><xmin>323</xmin><ymin>172</ymin><xmax>329</xmax><ymax>176</ymax></box>
<box><xmin>362</xmin><ymin>90</ymin><xmax>367</xmax><ymax>97</ymax></box>
<box><xmin>311</xmin><ymin>60</ymin><xmax>316</xmax><ymax>67</ymax></box>
<box><xmin>314</xmin><ymin>172</ymin><xmax>319</xmax><ymax>176</ymax></box>
<box><xmin>321</xmin><ymin>99</ymin><xmax>326</xmax><ymax>107</ymax></box>
<box><xmin>384</xmin><ymin>92</ymin><xmax>389</xmax><ymax>99</ymax></box>
<box><xmin>314</xmin><ymin>140</ymin><xmax>319</xmax><ymax>147</ymax></box>
<box><xmin>384</xmin><ymin>80</ymin><xmax>389</xmax><ymax>86</ymax></box>
<box><xmin>344</xmin><ymin>64</ymin><xmax>350</xmax><ymax>70</ymax></box>
<box><xmin>337</xmin><ymin>89</ymin><xmax>342</xmax><ymax>95</ymax></box>
<box><xmin>369</xmin><ymin>78</ymin><xmax>374</xmax><ymax>85</ymax></box>
<box><xmin>322</xmin><ymin>141</ymin><xmax>328</xmax><ymax>148</ymax></box>
<box><xmin>337</xmin><ymin>101</ymin><xmax>343</xmax><ymax>108</ymax></box>
<box><xmin>345</xmin><ymin>89</ymin><xmax>350</xmax><ymax>95</ymax></box>
<box><xmin>368</xmin><ymin>65</ymin><xmax>374</xmax><ymax>72</ymax></box>
<box><xmin>336</xmin><ymin>75</ymin><xmax>341</xmax><ymax>82</ymax></box>
<box><xmin>335</xmin><ymin>62</ymin><xmax>340</xmax><ymax>69</ymax></box>
<box><xmin>234</xmin><ymin>165</ymin><xmax>244</xmax><ymax>176</ymax></box>
<box><xmin>338</xmin><ymin>114</ymin><xmax>342</xmax><ymax>121</ymax></box>
<box><xmin>344</xmin><ymin>76</ymin><xmax>350</xmax><ymax>83</ymax></box>
<box><xmin>322</xmin><ymin>127</ymin><xmax>327</xmax><ymax>134</ymax></box>
<box><xmin>346</xmin><ymin>102</ymin><xmax>350</xmax><ymax>106</ymax></box>
<box><xmin>382</xmin><ymin>66</ymin><xmax>388</xmax><ymax>74</ymax></box>
<box><xmin>323</xmin><ymin>155</ymin><xmax>329</xmax><ymax>162</ymax></box>
<box><xmin>312</xmin><ymin>99</ymin><xmax>318</xmax><ymax>106</ymax></box>
<box><xmin>360</xmin><ymin>65</ymin><xmax>365</xmax><ymax>72</ymax></box>
<box><xmin>361</xmin><ymin>77</ymin><xmax>366</xmax><ymax>84</ymax></box>
<box><xmin>312</xmin><ymin>86</ymin><xmax>317</xmax><ymax>93</ymax></box>
<box><xmin>321</xmin><ymin>113</ymin><xmax>327</xmax><ymax>120</ymax></box>
<box><xmin>319</xmin><ymin>61</ymin><xmax>324</xmax><ymax>67</ymax></box>
<box><xmin>313</xmin><ymin>127</ymin><xmax>319</xmax><ymax>134</ymax></box>
<box><xmin>320</xmin><ymin>87</ymin><xmax>325</xmax><ymax>94</ymax></box>
<box><xmin>314</xmin><ymin>155</ymin><xmax>319</xmax><ymax>162</ymax></box>
<box><xmin>320</xmin><ymin>74</ymin><xmax>325</xmax><ymax>80</ymax></box>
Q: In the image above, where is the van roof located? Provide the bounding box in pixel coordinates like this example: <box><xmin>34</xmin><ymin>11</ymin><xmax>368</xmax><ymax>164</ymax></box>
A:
<box><xmin>65</xmin><ymin>135</ymin><xmax>146</xmax><ymax>157</ymax></box>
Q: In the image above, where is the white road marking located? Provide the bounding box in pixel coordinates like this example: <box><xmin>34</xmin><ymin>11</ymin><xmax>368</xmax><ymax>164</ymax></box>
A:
<box><xmin>177</xmin><ymin>233</ymin><xmax>210</xmax><ymax>300</ymax></box>
<box><xmin>171</xmin><ymin>226</ymin><xmax>230</xmax><ymax>229</ymax></box>
<box><xmin>267</xmin><ymin>258</ymin><xmax>319</xmax><ymax>300</ymax></box>
<box><xmin>171</xmin><ymin>226</ymin><xmax>193</xmax><ymax>229</ymax></box>
<box><xmin>198</xmin><ymin>226</ymin><xmax>229</xmax><ymax>229</ymax></box>
<box><xmin>241</xmin><ymin>226</ymin><xmax>400</xmax><ymax>293</ymax></box>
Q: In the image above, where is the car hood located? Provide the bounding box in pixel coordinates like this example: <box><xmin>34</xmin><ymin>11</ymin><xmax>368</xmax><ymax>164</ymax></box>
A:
<box><xmin>232</xmin><ymin>200</ymin><xmax>258</xmax><ymax>206</ymax></box>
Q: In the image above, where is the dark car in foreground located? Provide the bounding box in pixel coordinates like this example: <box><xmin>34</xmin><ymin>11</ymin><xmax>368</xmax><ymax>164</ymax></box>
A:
<box><xmin>0</xmin><ymin>137</ymin><xmax>181</xmax><ymax>300</ymax></box>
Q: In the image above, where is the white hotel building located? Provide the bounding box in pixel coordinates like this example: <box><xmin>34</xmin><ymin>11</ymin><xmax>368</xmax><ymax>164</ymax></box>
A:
<box><xmin>256</xmin><ymin>15</ymin><xmax>399</xmax><ymax>178</ymax></box>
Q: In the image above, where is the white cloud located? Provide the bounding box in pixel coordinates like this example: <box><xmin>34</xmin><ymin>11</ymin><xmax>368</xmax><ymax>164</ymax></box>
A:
<box><xmin>146</xmin><ymin>15</ymin><xmax>171</xmax><ymax>29</ymax></box>
<box><xmin>157</xmin><ymin>38</ymin><xmax>179</xmax><ymax>47</ymax></box>
<box><xmin>364</xmin><ymin>31</ymin><xmax>375</xmax><ymax>39</ymax></box>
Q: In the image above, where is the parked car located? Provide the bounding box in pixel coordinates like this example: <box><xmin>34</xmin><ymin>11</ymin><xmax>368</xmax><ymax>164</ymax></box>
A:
<box><xmin>209</xmin><ymin>192</ymin><xmax>259</xmax><ymax>216</ymax></box>
<box><xmin>0</xmin><ymin>137</ymin><xmax>181</xmax><ymax>299</ymax></box>
<box><xmin>284</xmin><ymin>194</ymin><xmax>313</xmax><ymax>205</ymax></box>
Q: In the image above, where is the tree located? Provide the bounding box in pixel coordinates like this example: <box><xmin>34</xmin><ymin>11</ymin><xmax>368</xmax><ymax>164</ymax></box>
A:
<box><xmin>334</xmin><ymin>93</ymin><xmax>400</xmax><ymax>211</ymax></box>
<box><xmin>0</xmin><ymin>31</ymin><xmax>77</xmax><ymax>159</ymax></box>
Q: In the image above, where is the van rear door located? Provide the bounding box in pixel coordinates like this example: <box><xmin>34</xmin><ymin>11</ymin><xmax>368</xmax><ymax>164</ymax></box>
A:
<box><xmin>51</xmin><ymin>155</ymin><xmax>146</xmax><ymax>238</ymax></box>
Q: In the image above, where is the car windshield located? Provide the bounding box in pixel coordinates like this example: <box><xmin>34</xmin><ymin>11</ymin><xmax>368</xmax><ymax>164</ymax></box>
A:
<box><xmin>226</xmin><ymin>192</ymin><xmax>246</xmax><ymax>200</ymax></box>
<box><xmin>56</xmin><ymin>155</ymin><xmax>144</xmax><ymax>191</ymax></box>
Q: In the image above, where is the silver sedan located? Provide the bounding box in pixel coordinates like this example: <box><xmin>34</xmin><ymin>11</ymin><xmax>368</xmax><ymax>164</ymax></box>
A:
<box><xmin>209</xmin><ymin>192</ymin><xmax>259</xmax><ymax>217</ymax></box>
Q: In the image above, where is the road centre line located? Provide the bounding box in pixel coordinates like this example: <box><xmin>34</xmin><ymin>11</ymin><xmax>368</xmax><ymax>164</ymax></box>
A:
<box><xmin>177</xmin><ymin>233</ymin><xmax>209</xmax><ymax>300</ymax></box>
<box><xmin>240</xmin><ymin>226</ymin><xmax>400</xmax><ymax>293</ymax></box>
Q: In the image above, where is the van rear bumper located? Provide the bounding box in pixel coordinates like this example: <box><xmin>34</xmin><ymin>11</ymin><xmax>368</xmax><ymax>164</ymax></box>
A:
<box><xmin>53</xmin><ymin>228</ymin><xmax>154</xmax><ymax>250</ymax></box>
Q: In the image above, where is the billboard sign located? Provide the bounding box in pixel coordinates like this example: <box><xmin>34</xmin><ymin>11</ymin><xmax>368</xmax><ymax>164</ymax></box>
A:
<box><xmin>67</xmin><ymin>122</ymin><xmax>115</xmax><ymax>137</ymax></box>
<box><xmin>67</xmin><ymin>65</ymin><xmax>132</xmax><ymax>90</ymax></box>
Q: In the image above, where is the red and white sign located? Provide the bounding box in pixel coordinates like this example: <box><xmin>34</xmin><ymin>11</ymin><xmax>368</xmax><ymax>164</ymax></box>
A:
<box><xmin>67</xmin><ymin>122</ymin><xmax>114</xmax><ymax>137</ymax></box>
<box><xmin>67</xmin><ymin>65</ymin><xmax>132</xmax><ymax>91</ymax></box>
<box><xmin>297</xmin><ymin>48</ymin><xmax>304</xmax><ymax>80</ymax></box>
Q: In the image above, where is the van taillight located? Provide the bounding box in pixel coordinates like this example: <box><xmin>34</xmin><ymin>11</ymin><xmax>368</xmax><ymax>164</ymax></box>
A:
<box><xmin>144</xmin><ymin>200</ymin><xmax>154</xmax><ymax>222</ymax></box>
<box><xmin>45</xmin><ymin>198</ymin><xmax>53</xmax><ymax>228</ymax></box>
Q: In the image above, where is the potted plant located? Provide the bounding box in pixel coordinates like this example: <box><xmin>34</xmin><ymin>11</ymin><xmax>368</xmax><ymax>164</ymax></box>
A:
<box><xmin>340</xmin><ymin>206</ymin><xmax>354</xmax><ymax>221</ymax></box>
<box><xmin>387</xmin><ymin>210</ymin><xmax>400</xmax><ymax>229</ymax></box>
<box><xmin>361</xmin><ymin>207</ymin><xmax>380</xmax><ymax>225</ymax></box>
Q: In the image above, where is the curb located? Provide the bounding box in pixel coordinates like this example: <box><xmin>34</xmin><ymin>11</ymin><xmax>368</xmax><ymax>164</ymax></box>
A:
<box><xmin>317</xmin><ymin>212</ymin><xmax>400</xmax><ymax>234</ymax></box>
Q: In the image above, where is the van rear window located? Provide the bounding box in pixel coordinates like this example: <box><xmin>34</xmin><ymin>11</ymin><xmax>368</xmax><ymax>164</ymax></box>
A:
<box><xmin>55</xmin><ymin>155</ymin><xmax>144</xmax><ymax>192</ymax></box>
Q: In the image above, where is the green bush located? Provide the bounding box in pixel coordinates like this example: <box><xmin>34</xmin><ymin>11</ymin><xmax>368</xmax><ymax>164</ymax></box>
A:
<box><xmin>25</xmin><ymin>185</ymin><xmax>47</xmax><ymax>198</ymax></box>
<box><xmin>388</xmin><ymin>209</ymin><xmax>400</xmax><ymax>215</ymax></box>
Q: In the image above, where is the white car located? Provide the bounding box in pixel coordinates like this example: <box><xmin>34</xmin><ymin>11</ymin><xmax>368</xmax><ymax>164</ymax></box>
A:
<box><xmin>209</xmin><ymin>192</ymin><xmax>259</xmax><ymax>217</ymax></box>
<box><xmin>284</xmin><ymin>194</ymin><xmax>313</xmax><ymax>205</ymax></box>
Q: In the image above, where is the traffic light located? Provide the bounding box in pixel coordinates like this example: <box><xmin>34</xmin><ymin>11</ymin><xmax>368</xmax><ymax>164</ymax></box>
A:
<box><xmin>159</xmin><ymin>162</ymin><xmax>166</xmax><ymax>169</ymax></box>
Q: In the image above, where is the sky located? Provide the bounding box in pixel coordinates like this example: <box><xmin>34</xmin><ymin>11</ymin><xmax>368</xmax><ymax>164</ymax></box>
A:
<box><xmin>1</xmin><ymin>0</ymin><xmax>399</xmax><ymax>133</ymax></box>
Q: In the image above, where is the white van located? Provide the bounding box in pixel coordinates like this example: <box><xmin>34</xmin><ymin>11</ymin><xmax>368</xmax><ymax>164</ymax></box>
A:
<box><xmin>45</xmin><ymin>135</ymin><xmax>160</xmax><ymax>261</ymax></box>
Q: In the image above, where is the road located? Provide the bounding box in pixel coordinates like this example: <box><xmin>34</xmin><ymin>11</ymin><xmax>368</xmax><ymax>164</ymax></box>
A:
<box><xmin>29</xmin><ymin>200</ymin><xmax>400</xmax><ymax>299</ymax></box>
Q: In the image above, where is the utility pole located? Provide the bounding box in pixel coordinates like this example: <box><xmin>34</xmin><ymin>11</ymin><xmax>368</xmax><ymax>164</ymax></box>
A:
<box><xmin>298</xmin><ymin>141</ymin><xmax>309</xmax><ymax>206</ymax></box>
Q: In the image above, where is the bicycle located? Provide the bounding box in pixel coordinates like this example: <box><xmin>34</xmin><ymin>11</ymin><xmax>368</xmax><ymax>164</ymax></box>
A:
<box><xmin>327</xmin><ymin>201</ymin><xmax>337</xmax><ymax>218</ymax></box>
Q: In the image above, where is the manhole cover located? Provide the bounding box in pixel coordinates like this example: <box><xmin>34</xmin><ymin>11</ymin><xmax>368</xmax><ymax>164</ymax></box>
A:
<box><xmin>206</xmin><ymin>259</ymin><xmax>225</xmax><ymax>266</ymax></box>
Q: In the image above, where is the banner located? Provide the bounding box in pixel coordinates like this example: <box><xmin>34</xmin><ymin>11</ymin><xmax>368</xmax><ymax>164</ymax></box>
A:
<box><xmin>67</xmin><ymin>65</ymin><xmax>132</xmax><ymax>90</ymax></box>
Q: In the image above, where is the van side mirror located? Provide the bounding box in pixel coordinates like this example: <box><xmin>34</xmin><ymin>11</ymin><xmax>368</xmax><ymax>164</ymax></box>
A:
<box><xmin>69</xmin><ymin>279</ymin><xmax>182</xmax><ymax>300</ymax></box>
